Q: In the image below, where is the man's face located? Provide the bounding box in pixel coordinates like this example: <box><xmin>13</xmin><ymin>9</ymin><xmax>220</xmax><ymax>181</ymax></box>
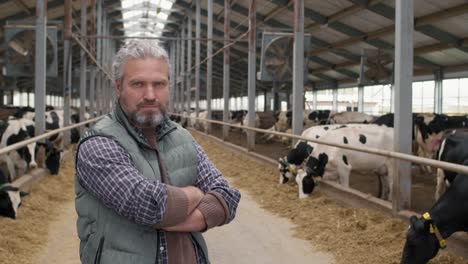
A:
<box><xmin>116</xmin><ymin>58</ymin><xmax>170</xmax><ymax>127</ymax></box>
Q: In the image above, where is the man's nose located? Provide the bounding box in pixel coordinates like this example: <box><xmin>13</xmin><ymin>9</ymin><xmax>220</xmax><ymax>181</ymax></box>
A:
<box><xmin>143</xmin><ymin>86</ymin><xmax>157</xmax><ymax>101</ymax></box>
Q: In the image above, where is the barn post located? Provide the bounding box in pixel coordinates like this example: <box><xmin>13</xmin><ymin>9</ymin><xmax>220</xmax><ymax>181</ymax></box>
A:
<box><xmin>392</xmin><ymin>0</ymin><xmax>414</xmax><ymax>213</ymax></box>
<box><xmin>332</xmin><ymin>89</ymin><xmax>338</xmax><ymax>111</ymax></box>
<box><xmin>195</xmin><ymin>0</ymin><xmax>201</xmax><ymax>119</ymax></box>
<box><xmin>247</xmin><ymin>0</ymin><xmax>256</xmax><ymax>150</ymax></box>
<box><xmin>312</xmin><ymin>90</ymin><xmax>318</xmax><ymax>110</ymax></box>
<box><xmin>187</xmin><ymin>11</ymin><xmax>192</xmax><ymax>114</ymax></box>
<box><xmin>79</xmin><ymin>0</ymin><xmax>88</xmax><ymax>134</ymax></box>
<box><xmin>222</xmin><ymin>0</ymin><xmax>231</xmax><ymax>141</ymax></box>
<box><xmin>434</xmin><ymin>70</ymin><xmax>443</xmax><ymax>114</ymax></box>
<box><xmin>34</xmin><ymin>0</ymin><xmax>47</xmax><ymax>138</ymax></box>
<box><xmin>292</xmin><ymin>0</ymin><xmax>304</xmax><ymax>146</ymax></box>
<box><xmin>206</xmin><ymin>0</ymin><xmax>213</xmax><ymax>134</ymax></box>
<box><xmin>181</xmin><ymin>22</ymin><xmax>186</xmax><ymax>114</ymax></box>
<box><xmin>169</xmin><ymin>40</ymin><xmax>176</xmax><ymax>114</ymax></box>
<box><xmin>358</xmin><ymin>85</ymin><xmax>364</xmax><ymax>112</ymax></box>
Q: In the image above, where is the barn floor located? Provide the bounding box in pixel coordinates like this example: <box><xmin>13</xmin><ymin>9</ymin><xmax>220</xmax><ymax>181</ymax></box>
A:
<box><xmin>207</xmin><ymin>123</ymin><xmax>437</xmax><ymax>214</ymax></box>
<box><xmin>2</xmin><ymin>126</ymin><xmax>464</xmax><ymax>264</ymax></box>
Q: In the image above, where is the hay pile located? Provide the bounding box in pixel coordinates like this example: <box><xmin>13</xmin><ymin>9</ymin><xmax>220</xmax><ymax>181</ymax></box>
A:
<box><xmin>193</xmin><ymin>133</ymin><xmax>468</xmax><ymax>264</ymax></box>
<box><xmin>0</xmin><ymin>159</ymin><xmax>75</xmax><ymax>264</ymax></box>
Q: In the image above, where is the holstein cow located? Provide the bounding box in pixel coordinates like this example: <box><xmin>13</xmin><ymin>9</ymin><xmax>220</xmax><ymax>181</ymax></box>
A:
<box><xmin>263</xmin><ymin>109</ymin><xmax>315</xmax><ymax>142</ymax></box>
<box><xmin>278</xmin><ymin>141</ymin><xmax>313</xmax><ymax>184</ymax></box>
<box><xmin>295</xmin><ymin>125</ymin><xmax>394</xmax><ymax>200</ymax></box>
<box><xmin>400</xmin><ymin>163</ymin><xmax>468</xmax><ymax>263</ymax></box>
<box><xmin>329</xmin><ymin>111</ymin><xmax>374</xmax><ymax>124</ymax></box>
<box><xmin>307</xmin><ymin>110</ymin><xmax>335</xmax><ymax>125</ymax></box>
<box><xmin>0</xmin><ymin>184</ymin><xmax>28</xmax><ymax>219</ymax></box>
<box><xmin>434</xmin><ymin>129</ymin><xmax>468</xmax><ymax>200</ymax></box>
<box><xmin>0</xmin><ymin>118</ymin><xmax>37</xmax><ymax>181</ymax></box>
<box><xmin>277</xmin><ymin>124</ymin><xmax>364</xmax><ymax>184</ymax></box>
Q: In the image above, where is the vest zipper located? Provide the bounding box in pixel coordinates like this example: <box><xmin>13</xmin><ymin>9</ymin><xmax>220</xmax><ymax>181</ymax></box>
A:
<box><xmin>94</xmin><ymin>236</ymin><xmax>105</xmax><ymax>264</ymax></box>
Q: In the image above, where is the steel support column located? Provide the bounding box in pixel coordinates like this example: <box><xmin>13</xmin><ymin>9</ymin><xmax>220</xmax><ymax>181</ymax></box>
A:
<box><xmin>247</xmin><ymin>0</ymin><xmax>256</xmax><ymax>150</ymax></box>
<box><xmin>176</xmin><ymin>33</ymin><xmax>181</xmax><ymax>111</ymax></box>
<box><xmin>272</xmin><ymin>80</ymin><xmax>280</xmax><ymax>112</ymax></box>
<box><xmin>195</xmin><ymin>0</ymin><xmax>201</xmax><ymax>118</ymax></box>
<box><xmin>80</xmin><ymin>0</ymin><xmax>87</xmax><ymax>133</ymax></box>
<box><xmin>358</xmin><ymin>85</ymin><xmax>364</xmax><ymax>112</ymax></box>
<box><xmin>222</xmin><ymin>0</ymin><xmax>231</xmax><ymax>140</ymax></box>
<box><xmin>90</xmin><ymin>68</ymin><xmax>96</xmax><ymax>115</ymax></box>
<box><xmin>187</xmin><ymin>13</ymin><xmax>192</xmax><ymax>113</ymax></box>
<box><xmin>96</xmin><ymin>0</ymin><xmax>102</xmax><ymax>114</ymax></box>
<box><xmin>312</xmin><ymin>90</ymin><xmax>318</xmax><ymax>110</ymax></box>
<box><xmin>393</xmin><ymin>0</ymin><xmax>414</xmax><ymax>213</ymax></box>
<box><xmin>169</xmin><ymin>40</ymin><xmax>176</xmax><ymax>113</ymax></box>
<box><xmin>206</xmin><ymin>0</ymin><xmax>213</xmax><ymax>134</ymax></box>
<box><xmin>332</xmin><ymin>89</ymin><xmax>338</xmax><ymax>111</ymax></box>
<box><xmin>434</xmin><ymin>70</ymin><xmax>443</xmax><ymax>114</ymax></box>
<box><xmin>292</xmin><ymin>0</ymin><xmax>304</xmax><ymax>145</ymax></box>
<box><xmin>181</xmin><ymin>23</ymin><xmax>186</xmax><ymax>113</ymax></box>
<box><xmin>34</xmin><ymin>0</ymin><xmax>47</xmax><ymax>138</ymax></box>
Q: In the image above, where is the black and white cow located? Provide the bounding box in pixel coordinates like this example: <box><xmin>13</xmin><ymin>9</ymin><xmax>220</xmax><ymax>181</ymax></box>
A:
<box><xmin>277</xmin><ymin>124</ymin><xmax>365</xmax><ymax>184</ymax></box>
<box><xmin>308</xmin><ymin>110</ymin><xmax>335</xmax><ymax>125</ymax></box>
<box><xmin>434</xmin><ymin>129</ymin><xmax>468</xmax><ymax>200</ymax></box>
<box><xmin>278</xmin><ymin>141</ymin><xmax>313</xmax><ymax>184</ymax></box>
<box><xmin>0</xmin><ymin>183</ymin><xmax>28</xmax><ymax>219</ymax></box>
<box><xmin>0</xmin><ymin>118</ymin><xmax>37</xmax><ymax>181</ymax></box>
<box><xmin>400</xmin><ymin>163</ymin><xmax>468</xmax><ymax>263</ymax></box>
<box><xmin>295</xmin><ymin>125</ymin><xmax>394</xmax><ymax>200</ymax></box>
<box><xmin>329</xmin><ymin>111</ymin><xmax>374</xmax><ymax>124</ymax></box>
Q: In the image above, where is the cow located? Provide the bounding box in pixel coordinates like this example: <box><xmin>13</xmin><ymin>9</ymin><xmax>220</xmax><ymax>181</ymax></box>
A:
<box><xmin>241</xmin><ymin>112</ymin><xmax>260</xmax><ymax>132</ymax></box>
<box><xmin>277</xmin><ymin>124</ymin><xmax>364</xmax><ymax>184</ymax></box>
<box><xmin>373</xmin><ymin>113</ymin><xmax>448</xmax><ymax>174</ymax></box>
<box><xmin>36</xmin><ymin>141</ymin><xmax>62</xmax><ymax>175</ymax></box>
<box><xmin>0</xmin><ymin>118</ymin><xmax>37</xmax><ymax>182</ymax></box>
<box><xmin>329</xmin><ymin>111</ymin><xmax>374</xmax><ymax>124</ymax></box>
<box><xmin>278</xmin><ymin>141</ymin><xmax>313</xmax><ymax>184</ymax></box>
<box><xmin>434</xmin><ymin>129</ymin><xmax>468</xmax><ymax>200</ymax></box>
<box><xmin>0</xmin><ymin>184</ymin><xmax>28</xmax><ymax>219</ymax></box>
<box><xmin>440</xmin><ymin>114</ymin><xmax>468</xmax><ymax>129</ymax></box>
<box><xmin>400</xmin><ymin>165</ymin><xmax>468</xmax><ymax>263</ymax></box>
<box><xmin>307</xmin><ymin>110</ymin><xmax>335</xmax><ymax>125</ymax></box>
<box><xmin>264</xmin><ymin>109</ymin><xmax>316</xmax><ymax>142</ymax></box>
<box><xmin>295</xmin><ymin>125</ymin><xmax>394</xmax><ymax>200</ymax></box>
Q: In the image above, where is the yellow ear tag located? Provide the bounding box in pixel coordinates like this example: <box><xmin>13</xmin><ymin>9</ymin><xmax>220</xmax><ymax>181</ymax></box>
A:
<box><xmin>429</xmin><ymin>224</ymin><xmax>435</xmax><ymax>234</ymax></box>
<box><xmin>288</xmin><ymin>167</ymin><xmax>295</xmax><ymax>174</ymax></box>
<box><xmin>439</xmin><ymin>239</ymin><xmax>447</xmax><ymax>248</ymax></box>
<box><xmin>423</xmin><ymin>212</ymin><xmax>431</xmax><ymax>220</ymax></box>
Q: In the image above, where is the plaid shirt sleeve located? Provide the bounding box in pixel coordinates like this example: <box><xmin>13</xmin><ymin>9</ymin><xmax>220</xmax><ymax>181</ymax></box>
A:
<box><xmin>193</xmin><ymin>141</ymin><xmax>241</xmax><ymax>224</ymax></box>
<box><xmin>76</xmin><ymin>136</ymin><xmax>168</xmax><ymax>226</ymax></box>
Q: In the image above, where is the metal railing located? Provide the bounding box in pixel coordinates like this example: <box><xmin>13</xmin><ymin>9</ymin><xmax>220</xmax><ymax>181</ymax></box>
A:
<box><xmin>171</xmin><ymin>112</ymin><xmax>468</xmax><ymax>176</ymax></box>
<box><xmin>0</xmin><ymin>116</ymin><xmax>103</xmax><ymax>156</ymax></box>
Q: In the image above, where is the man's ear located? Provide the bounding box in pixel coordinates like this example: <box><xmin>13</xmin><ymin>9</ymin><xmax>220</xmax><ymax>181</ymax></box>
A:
<box><xmin>115</xmin><ymin>80</ymin><xmax>122</xmax><ymax>97</ymax></box>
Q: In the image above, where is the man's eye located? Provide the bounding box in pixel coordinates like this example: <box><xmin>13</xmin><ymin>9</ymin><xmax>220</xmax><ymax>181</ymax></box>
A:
<box><xmin>132</xmin><ymin>82</ymin><xmax>143</xmax><ymax>87</ymax></box>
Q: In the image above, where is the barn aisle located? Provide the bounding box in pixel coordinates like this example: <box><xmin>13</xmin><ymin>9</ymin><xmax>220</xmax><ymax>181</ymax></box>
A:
<box><xmin>30</xmin><ymin>188</ymin><xmax>333</xmax><ymax>264</ymax></box>
<box><xmin>34</xmin><ymin>200</ymin><xmax>80</xmax><ymax>264</ymax></box>
<box><xmin>204</xmin><ymin>191</ymin><xmax>334</xmax><ymax>264</ymax></box>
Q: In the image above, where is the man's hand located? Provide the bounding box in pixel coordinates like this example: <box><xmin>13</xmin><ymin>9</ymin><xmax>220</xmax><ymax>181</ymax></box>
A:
<box><xmin>163</xmin><ymin>209</ymin><xmax>206</xmax><ymax>232</ymax></box>
<box><xmin>180</xmin><ymin>186</ymin><xmax>204</xmax><ymax>214</ymax></box>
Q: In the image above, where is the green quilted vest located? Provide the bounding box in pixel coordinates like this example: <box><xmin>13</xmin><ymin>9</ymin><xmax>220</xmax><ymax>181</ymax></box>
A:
<box><xmin>75</xmin><ymin>104</ymin><xmax>210</xmax><ymax>264</ymax></box>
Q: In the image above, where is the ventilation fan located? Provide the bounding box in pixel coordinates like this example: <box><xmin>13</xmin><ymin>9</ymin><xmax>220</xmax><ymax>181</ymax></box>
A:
<box><xmin>358</xmin><ymin>49</ymin><xmax>393</xmax><ymax>86</ymax></box>
<box><xmin>4</xmin><ymin>23</ymin><xmax>58</xmax><ymax>77</ymax></box>
<box><xmin>258</xmin><ymin>32</ymin><xmax>311</xmax><ymax>82</ymax></box>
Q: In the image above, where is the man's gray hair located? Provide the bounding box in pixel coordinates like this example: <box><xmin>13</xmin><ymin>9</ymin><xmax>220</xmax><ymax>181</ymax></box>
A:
<box><xmin>112</xmin><ymin>39</ymin><xmax>170</xmax><ymax>82</ymax></box>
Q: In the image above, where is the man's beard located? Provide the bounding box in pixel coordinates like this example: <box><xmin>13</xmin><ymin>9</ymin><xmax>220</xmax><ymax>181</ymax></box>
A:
<box><xmin>129</xmin><ymin>103</ymin><xmax>167</xmax><ymax>127</ymax></box>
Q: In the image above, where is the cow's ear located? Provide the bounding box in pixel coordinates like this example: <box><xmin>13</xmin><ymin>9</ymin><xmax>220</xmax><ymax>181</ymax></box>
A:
<box><xmin>318</xmin><ymin>153</ymin><xmax>328</xmax><ymax>166</ymax></box>
<box><xmin>410</xmin><ymin>215</ymin><xmax>429</xmax><ymax>234</ymax></box>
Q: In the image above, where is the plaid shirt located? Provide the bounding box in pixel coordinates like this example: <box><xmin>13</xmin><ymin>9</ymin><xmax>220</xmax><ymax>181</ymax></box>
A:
<box><xmin>76</xmin><ymin>130</ymin><xmax>241</xmax><ymax>264</ymax></box>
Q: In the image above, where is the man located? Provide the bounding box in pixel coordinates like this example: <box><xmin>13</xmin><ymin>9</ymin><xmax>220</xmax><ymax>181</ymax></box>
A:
<box><xmin>75</xmin><ymin>39</ymin><xmax>241</xmax><ymax>264</ymax></box>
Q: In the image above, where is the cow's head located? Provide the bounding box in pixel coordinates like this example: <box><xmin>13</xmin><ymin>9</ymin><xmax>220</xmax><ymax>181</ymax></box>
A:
<box><xmin>0</xmin><ymin>185</ymin><xmax>28</xmax><ymax>219</ymax></box>
<box><xmin>400</xmin><ymin>215</ymin><xmax>441</xmax><ymax>264</ymax></box>
<box><xmin>278</xmin><ymin>157</ymin><xmax>299</xmax><ymax>184</ymax></box>
<box><xmin>37</xmin><ymin>141</ymin><xmax>62</xmax><ymax>175</ymax></box>
<box><xmin>295</xmin><ymin>153</ymin><xmax>328</xmax><ymax>198</ymax></box>
<box><xmin>278</xmin><ymin>141</ymin><xmax>313</xmax><ymax>184</ymax></box>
